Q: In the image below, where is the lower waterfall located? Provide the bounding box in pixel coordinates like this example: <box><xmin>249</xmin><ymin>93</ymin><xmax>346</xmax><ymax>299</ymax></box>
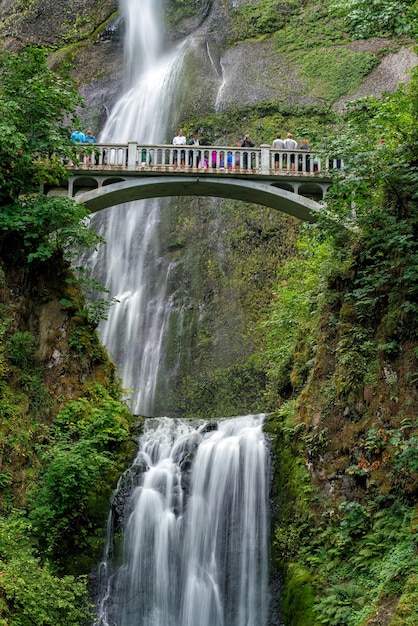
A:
<box><xmin>94</xmin><ymin>414</ymin><xmax>270</xmax><ymax>626</ymax></box>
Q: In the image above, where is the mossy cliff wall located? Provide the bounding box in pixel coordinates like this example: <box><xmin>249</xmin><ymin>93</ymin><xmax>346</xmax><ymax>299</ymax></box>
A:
<box><xmin>1</xmin><ymin>0</ymin><xmax>415</xmax><ymax>132</ymax></box>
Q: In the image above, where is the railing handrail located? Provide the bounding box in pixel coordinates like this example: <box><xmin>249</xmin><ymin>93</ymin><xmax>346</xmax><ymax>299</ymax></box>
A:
<box><xmin>67</xmin><ymin>142</ymin><xmax>343</xmax><ymax>175</ymax></box>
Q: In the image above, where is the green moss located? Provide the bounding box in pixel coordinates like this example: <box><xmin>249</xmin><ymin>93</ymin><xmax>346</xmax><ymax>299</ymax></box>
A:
<box><xmin>391</xmin><ymin>573</ymin><xmax>418</xmax><ymax>624</ymax></box>
<box><xmin>229</xmin><ymin>0</ymin><xmax>303</xmax><ymax>43</ymax></box>
<box><xmin>297</xmin><ymin>48</ymin><xmax>381</xmax><ymax>104</ymax></box>
<box><xmin>281</xmin><ymin>563</ymin><xmax>317</xmax><ymax>625</ymax></box>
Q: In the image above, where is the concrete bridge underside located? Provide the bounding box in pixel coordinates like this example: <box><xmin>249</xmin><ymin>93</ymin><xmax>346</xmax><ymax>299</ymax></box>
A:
<box><xmin>74</xmin><ymin>176</ymin><xmax>323</xmax><ymax>223</ymax></box>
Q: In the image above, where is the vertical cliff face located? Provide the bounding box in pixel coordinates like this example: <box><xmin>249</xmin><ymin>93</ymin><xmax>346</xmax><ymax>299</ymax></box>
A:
<box><xmin>1</xmin><ymin>0</ymin><xmax>415</xmax><ymax>134</ymax></box>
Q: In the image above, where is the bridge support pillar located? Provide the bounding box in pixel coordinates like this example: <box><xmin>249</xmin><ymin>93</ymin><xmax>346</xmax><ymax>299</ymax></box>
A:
<box><xmin>128</xmin><ymin>141</ymin><xmax>138</xmax><ymax>168</ymax></box>
<box><xmin>260</xmin><ymin>144</ymin><xmax>270</xmax><ymax>175</ymax></box>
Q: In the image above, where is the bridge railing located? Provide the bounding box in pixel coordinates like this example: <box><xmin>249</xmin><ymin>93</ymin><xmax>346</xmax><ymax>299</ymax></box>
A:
<box><xmin>68</xmin><ymin>142</ymin><xmax>343</xmax><ymax>175</ymax></box>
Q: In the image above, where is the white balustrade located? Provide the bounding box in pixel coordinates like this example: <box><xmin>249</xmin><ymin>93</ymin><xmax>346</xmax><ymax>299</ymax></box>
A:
<box><xmin>68</xmin><ymin>142</ymin><xmax>340</xmax><ymax>175</ymax></box>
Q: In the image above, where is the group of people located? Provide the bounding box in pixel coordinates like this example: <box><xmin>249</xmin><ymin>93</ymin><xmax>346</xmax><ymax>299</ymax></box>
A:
<box><xmin>272</xmin><ymin>133</ymin><xmax>311</xmax><ymax>170</ymax></box>
<box><xmin>70</xmin><ymin>127</ymin><xmax>311</xmax><ymax>170</ymax></box>
<box><xmin>172</xmin><ymin>128</ymin><xmax>311</xmax><ymax>171</ymax></box>
<box><xmin>70</xmin><ymin>129</ymin><xmax>97</xmax><ymax>165</ymax></box>
<box><xmin>71</xmin><ymin>129</ymin><xmax>96</xmax><ymax>144</ymax></box>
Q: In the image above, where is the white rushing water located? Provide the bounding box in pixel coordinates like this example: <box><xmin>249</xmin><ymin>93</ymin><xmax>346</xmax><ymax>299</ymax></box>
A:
<box><xmin>94</xmin><ymin>415</ymin><xmax>270</xmax><ymax>626</ymax></box>
<box><xmin>86</xmin><ymin>0</ymin><xmax>190</xmax><ymax>416</ymax></box>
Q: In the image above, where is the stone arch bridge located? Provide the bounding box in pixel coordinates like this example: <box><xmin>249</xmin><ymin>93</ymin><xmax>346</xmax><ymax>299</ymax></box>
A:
<box><xmin>52</xmin><ymin>143</ymin><xmax>340</xmax><ymax>223</ymax></box>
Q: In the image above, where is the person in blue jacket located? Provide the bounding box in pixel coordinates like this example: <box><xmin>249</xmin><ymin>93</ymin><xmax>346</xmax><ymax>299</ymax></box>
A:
<box><xmin>70</xmin><ymin>129</ymin><xmax>86</xmax><ymax>143</ymax></box>
<box><xmin>84</xmin><ymin>129</ymin><xmax>96</xmax><ymax>143</ymax></box>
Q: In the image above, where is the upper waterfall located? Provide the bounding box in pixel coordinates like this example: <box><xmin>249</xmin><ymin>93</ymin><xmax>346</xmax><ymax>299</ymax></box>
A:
<box><xmin>86</xmin><ymin>0</ymin><xmax>193</xmax><ymax>415</ymax></box>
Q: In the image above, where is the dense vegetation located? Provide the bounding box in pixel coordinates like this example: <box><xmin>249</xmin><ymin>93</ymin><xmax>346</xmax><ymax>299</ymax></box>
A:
<box><xmin>0</xmin><ymin>47</ymin><xmax>135</xmax><ymax>625</ymax></box>
<box><xmin>263</xmin><ymin>63</ymin><xmax>418</xmax><ymax>626</ymax></box>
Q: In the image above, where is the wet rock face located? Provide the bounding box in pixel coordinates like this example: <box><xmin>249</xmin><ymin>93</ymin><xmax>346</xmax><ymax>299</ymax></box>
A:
<box><xmin>0</xmin><ymin>0</ymin><xmax>118</xmax><ymax>49</ymax></box>
<box><xmin>165</xmin><ymin>0</ymin><xmax>215</xmax><ymax>40</ymax></box>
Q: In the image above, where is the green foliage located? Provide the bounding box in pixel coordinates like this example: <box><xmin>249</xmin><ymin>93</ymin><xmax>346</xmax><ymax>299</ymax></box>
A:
<box><xmin>309</xmin><ymin>501</ymin><xmax>418</xmax><ymax>625</ymax></box>
<box><xmin>318</xmin><ymin>71</ymin><xmax>418</xmax><ymax>340</ymax></box>
<box><xmin>30</xmin><ymin>383</ymin><xmax>133</xmax><ymax>562</ymax></box>
<box><xmin>274</xmin><ymin>2</ymin><xmax>350</xmax><ymax>52</ymax></box>
<box><xmin>281</xmin><ymin>562</ymin><xmax>317</xmax><ymax>625</ymax></box>
<box><xmin>0</xmin><ymin>512</ymin><xmax>91</xmax><ymax>626</ymax></box>
<box><xmin>299</xmin><ymin>48</ymin><xmax>380</xmax><ymax>104</ymax></box>
<box><xmin>267</xmin><ymin>69</ymin><xmax>418</xmax><ymax>625</ymax></box>
<box><xmin>330</xmin><ymin>0</ymin><xmax>418</xmax><ymax>39</ymax></box>
<box><xmin>261</xmin><ymin>230</ymin><xmax>335</xmax><ymax>399</ymax></box>
<box><xmin>0</xmin><ymin>46</ymin><xmax>82</xmax><ymax>205</ymax></box>
<box><xmin>61</xmin><ymin>269</ymin><xmax>118</xmax><ymax>327</ymax></box>
<box><xmin>0</xmin><ymin>196</ymin><xmax>104</xmax><ymax>263</ymax></box>
<box><xmin>6</xmin><ymin>332</ymin><xmax>36</xmax><ymax>369</ymax></box>
<box><xmin>230</xmin><ymin>0</ymin><xmax>302</xmax><ymax>42</ymax></box>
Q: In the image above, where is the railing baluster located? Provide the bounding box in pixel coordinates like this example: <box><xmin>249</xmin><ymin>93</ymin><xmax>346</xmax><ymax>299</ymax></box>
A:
<box><xmin>64</xmin><ymin>142</ymin><xmax>338</xmax><ymax>177</ymax></box>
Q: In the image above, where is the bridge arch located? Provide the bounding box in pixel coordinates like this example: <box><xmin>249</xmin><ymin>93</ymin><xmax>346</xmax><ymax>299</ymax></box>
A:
<box><xmin>74</xmin><ymin>176</ymin><xmax>323</xmax><ymax>223</ymax></box>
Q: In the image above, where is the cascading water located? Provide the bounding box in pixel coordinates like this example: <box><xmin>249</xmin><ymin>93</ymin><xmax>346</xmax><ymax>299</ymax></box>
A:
<box><xmin>85</xmin><ymin>0</ymin><xmax>191</xmax><ymax>416</ymax></box>
<box><xmin>94</xmin><ymin>415</ymin><xmax>270</xmax><ymax>626</ymax></box>
<box><xmin>89</xmin><ymin>1</ymin><xmax>272</xmax><ymax>623</ymax></box>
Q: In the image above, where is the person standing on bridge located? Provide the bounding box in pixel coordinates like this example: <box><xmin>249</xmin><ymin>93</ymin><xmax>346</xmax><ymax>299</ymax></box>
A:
<box><xmin>284</xmin><ymin>133</ymin><xmax>298</xmax><ymax>170</ymax></box>
<box><xmin>84</xmin><ymin>129</ymin><xmax>96</xmax><ymax>165</ymax></box>
<box><xmin>173</xmin><ymin>128</ymin><xmax>186</xmax><ymax>167</ymax></box>
<box><xmin>70</xmin><ymin>129</ymin><xmax>85</xmax><ymax>164</ymax></box>
<box><xmin>241</xmin><ymin>134</ymin><xmax>255</xmax><ymax>169</ymax></box>
<box><xmin>71</xmin><ymin>129</ymin><xmax>85</xmax><ymax>144</ymax></box>
<box><xmin>188</xmin><ymin>130</ymin><xmax>201</xmax><ymax>167</ymax></box>
<box><xmin>272</xmin><ymin>133</ymin><xmax>285</xmax><ymax>170</ymax></box>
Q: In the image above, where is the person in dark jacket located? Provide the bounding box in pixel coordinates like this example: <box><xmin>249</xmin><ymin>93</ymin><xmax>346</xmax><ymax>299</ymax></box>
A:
<box><xmin>241</xmin><ymin>134</ymin><xmax>255</xmax><ymax>169</ymax></box>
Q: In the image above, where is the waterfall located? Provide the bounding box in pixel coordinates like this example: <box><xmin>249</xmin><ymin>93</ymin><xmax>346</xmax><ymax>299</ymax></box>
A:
<box><xmin>85</xmin><ymin>0</ymin><xmax>190</xmax><ymax>416</ymax></box>
<box><xmin>88</xmin><ymin>2</ymin><xmax>273</xmax><ymax>624</ymax></box>
<box><xmin>94</xmin><ymin>415</ymin><xmax>270</xmax><ymax>626</ymax></box>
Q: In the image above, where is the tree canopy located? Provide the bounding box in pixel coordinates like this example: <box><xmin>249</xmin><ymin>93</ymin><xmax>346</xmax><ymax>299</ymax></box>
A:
<box><xmin>0</xmin><ymin>46</ymin><xmax>102</xmax><ymax>263</ymax></box>
<box><xmin>0</xmin><ymin>46</ymin><xmax>82</xmax><ymax>204</ymax></box>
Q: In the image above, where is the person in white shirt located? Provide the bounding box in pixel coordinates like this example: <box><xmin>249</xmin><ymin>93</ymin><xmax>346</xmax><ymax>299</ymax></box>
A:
<box><xmin>284</xmin><ymin>133</ymin><xmax>298</xmax><ymax>170</ymax></box>
<box><xmin>272</xmin><ymin>133</ymin><xmax>285</xmax><ymax>170</ymax></box>
<box><xmin>173</xmin><ymin>128</ymin><xmax>186</xmax><ymax>166</ymax></box>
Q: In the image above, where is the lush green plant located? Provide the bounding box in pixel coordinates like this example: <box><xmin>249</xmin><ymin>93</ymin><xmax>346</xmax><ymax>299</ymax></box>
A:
<box><xmin>261</xmin><ymin>230</ymin><xmax>336</xmax><ymax>399</ymax></box>
<box><xmin>29</xmin><ymin>383</ymin><xmax>133</xmax><ymax>562</ymax></box>
<box><xmin>61</xmin><ymin>269</ymin><xmax>118</xmax><ymax>327</ymax></box>
<box><xmin>0</xmin><ymin>512</ymin><xmax>91</xmax><ymax>625</ymax></box>
<box><xmin>6</xmin><ymin>332</ymin><xmax>36</xmax><ymax>369</ymax></box>
<box><xmin>0</xmin><ymin>46</ymin><xmax>82</xmax><ymax>205</ymax></box>
<box><xmin>230</xmin><ymin>0</ymin><xmax>302</xmax><ymax>42</ymax></box>
<box><xmin>274</xmin><ymin>1</ymin><xmax>350</xmax><ymax>52</ymax></box>
<box><xmin>0</xmin><ymin>196</ymin><xmax>104</xmax><ymax>263</ymax></box>
<box><xmin>0</xmin><ymin>47</ymin><xmax>104</xmax><ymax>264</ymax></box>
<box><xmin>298</xmin><ymin>48</ymin><xmax>380</xmax><ymax>104</ymax></box>
<box><xmin>267</xmin><ymin>67</ymin><xmax>418</xmax><ymax>625</ymax></box>
<box><xmin>30</xmin><ymin>441</ymin><xmax>113</xmax><ymax>557</ymax></box>
<box><xmin>330</xmin><ymin>0</ymin><xmax>418</xmax><ymax>38</ymax></box>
